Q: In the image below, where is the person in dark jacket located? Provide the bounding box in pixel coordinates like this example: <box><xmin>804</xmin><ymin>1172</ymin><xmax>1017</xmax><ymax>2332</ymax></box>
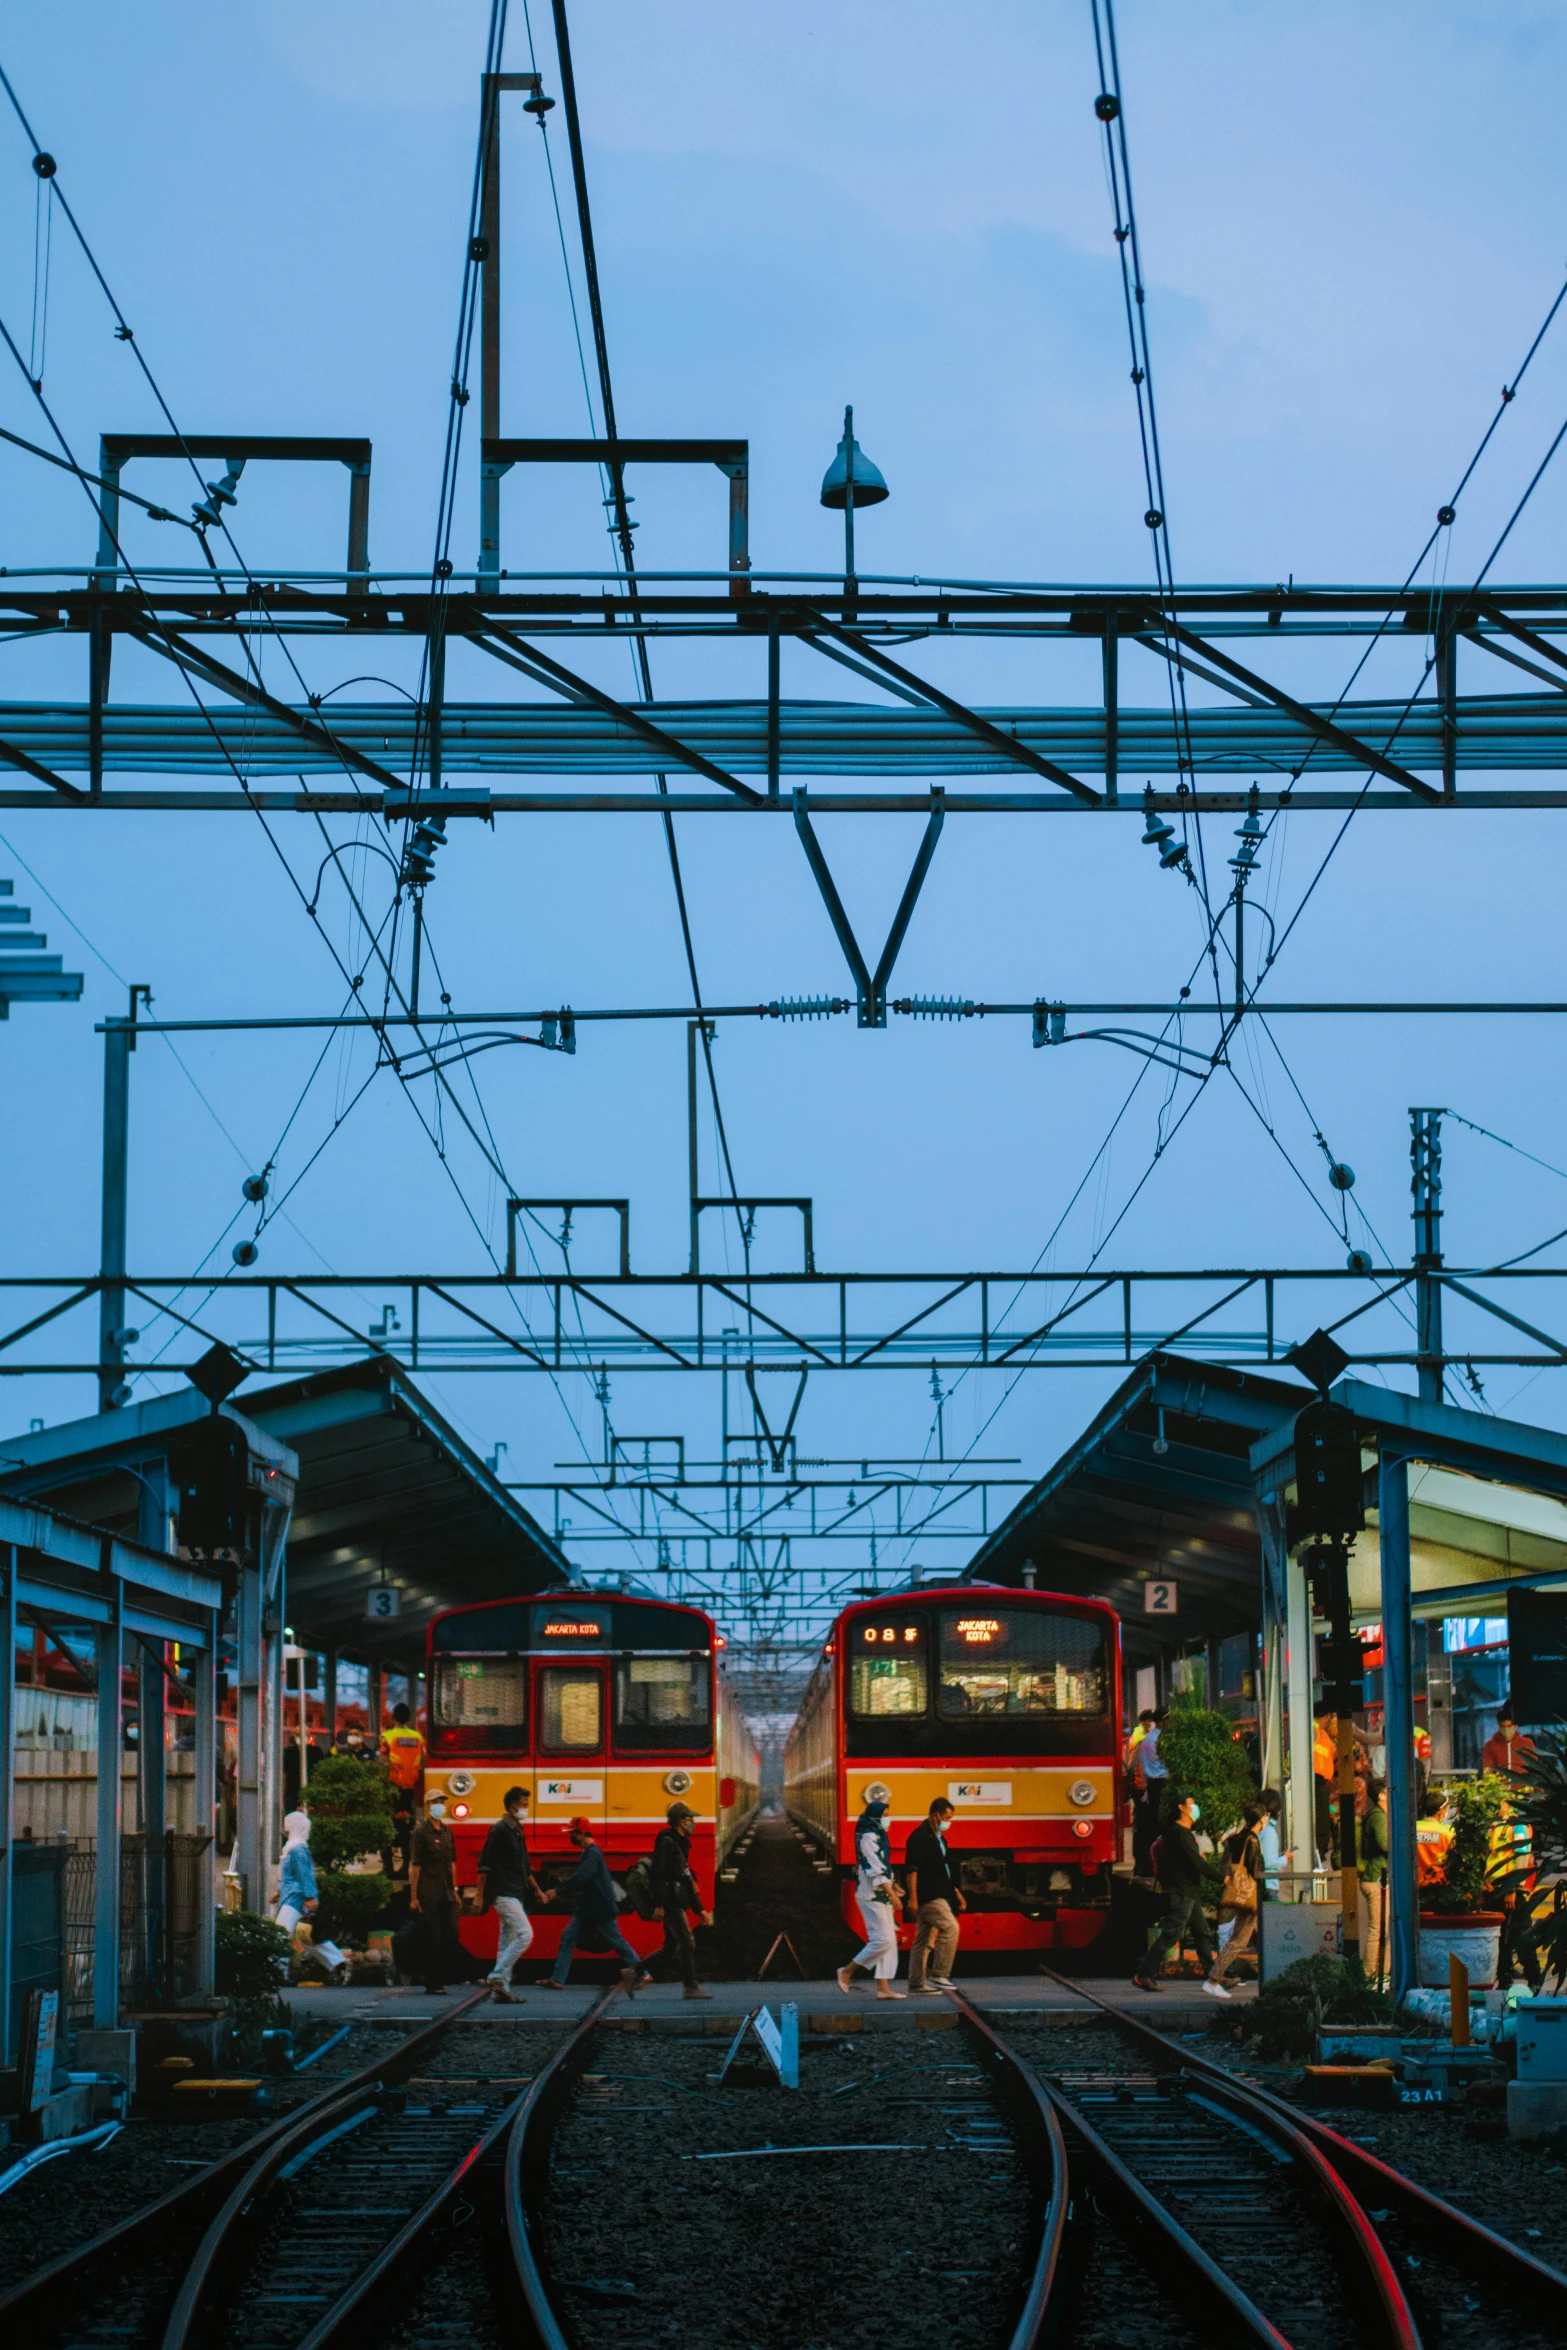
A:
<box><xmin>539</xmin><ymin>1817</ymin><xmax>649</xmax><ymax>1993</ymax></box>
<box><xmin>1133</xmin><ymin>1790</ymin><xmax>1217</xmax><ymax>1992</ymax></box>
<box><xmin>649</xmin><ymin>1801</ymin><xmax>713</xmax><ymax>2000</ymax></box>
<box><xmin>904</xmin><ymin>1796</ymin><xmax>966</xmax><ymax>1993</ymax></box>
<box><xmin>476</xmin><ymin>1785</ymin><xmax>538</xmax><ymax>2004</ymax></box>
<box><xmin>409</xmin><ymin>1791</ymin><xmax>465</xmax><ymax>1995</ymax></box>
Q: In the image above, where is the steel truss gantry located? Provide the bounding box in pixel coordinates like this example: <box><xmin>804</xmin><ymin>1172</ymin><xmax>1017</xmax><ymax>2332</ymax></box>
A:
<box><xmin>5</xmin><ymin>573</ymin><xmax>1567</xmax><ymax>811</ymax></box>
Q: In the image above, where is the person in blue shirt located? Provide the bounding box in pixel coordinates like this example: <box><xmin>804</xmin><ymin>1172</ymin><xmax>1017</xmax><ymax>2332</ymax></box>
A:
<box><xmin>538</xmin><ymin>1817</ymin><xmax>650</xmax><ymax>1993</ymax></box>
<box><xmin>276</xmin><ymin>1809</ymin><xmax>318</xmax><ymax>1935</ymax></box>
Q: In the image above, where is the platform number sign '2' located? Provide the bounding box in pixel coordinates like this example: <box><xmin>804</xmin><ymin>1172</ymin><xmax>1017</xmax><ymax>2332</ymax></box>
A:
<box><xmin>1144</xmin><ymin>1580</ymin><xmax>1177</xmax><ymax>1616</ymax></box>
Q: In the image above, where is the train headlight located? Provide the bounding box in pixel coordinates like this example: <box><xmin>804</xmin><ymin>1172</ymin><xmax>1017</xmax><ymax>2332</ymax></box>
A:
<box><xmin>452</xmin><ymin>1802</ymin><xmax>470</xmax><ymax>1819</ymax></box>
<box><xmin>664</xmin><ymin>1769</ymin><xmax>693</xmax><ymax>1795</ymax></box>
<box><xmin>862</xmin><ymin>1781</ymin><xmax>892</xmax><ymax>1806</ymax></box>
<box><xmin>446</xmin><ymin>1771</ymin><xmax>476</xmax><ymax>1797</ymax></box>
<box><xmin>1068</xmin><ymin>1780</ymin><xmax>1096</xmax><ymax>1807</ymax></box>
<box><xmin>1072</xmin><ymin>1817</ymin><xmax>1095</xmax><ymax>1840</ymax></box>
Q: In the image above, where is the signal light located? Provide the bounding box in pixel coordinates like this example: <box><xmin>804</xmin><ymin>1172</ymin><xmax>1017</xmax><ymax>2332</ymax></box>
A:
<box><xmin>1072</xmin><ymin>1818</ymin><xmax>1095</xmax><ymax>1840</ymax></box>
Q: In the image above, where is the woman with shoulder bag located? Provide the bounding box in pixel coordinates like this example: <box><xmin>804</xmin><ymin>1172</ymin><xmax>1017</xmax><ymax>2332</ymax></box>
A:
<box><xmin>1206</xmin><ymin>1800</ymin><xmax>1266</xmax><ymax>1994</ymax></box>
<box><xmin>836</xmin><ymin>1797</ymin><xmax>906</xmax><ymax>2000</ymax></box>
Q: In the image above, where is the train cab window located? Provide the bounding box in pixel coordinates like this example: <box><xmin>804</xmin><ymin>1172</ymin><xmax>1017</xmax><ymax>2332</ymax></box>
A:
<box><xmin>613</xmin><ymin>1656</ymin><xmax>711</xmax><ymax>1750</ymax></box>
<box><xmin>540</xmin><ymin>1666</ymin><xmax>603</xmax><ymax>1752</ymax></box>
<box><xmin>849</xmin><ymin>1619</ymin><xmax>928</xmax><ymax>1718</ymax></box>
<box><xmin>938</xmin><ymin>1609</ymin><xmax>1107</xmax><ymax>1719</ymax></box>
<box><xmin>434</xmin><ymin>1656</ymin><xmax>527</xmax><ymax>1732</ymax></box>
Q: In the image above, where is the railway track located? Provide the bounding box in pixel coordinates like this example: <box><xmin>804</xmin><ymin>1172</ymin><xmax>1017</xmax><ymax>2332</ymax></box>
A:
<box><xmin>14</xmin><ymin>1979</ymin><xmax>1567</xmax><ymax>2350</ymax></box>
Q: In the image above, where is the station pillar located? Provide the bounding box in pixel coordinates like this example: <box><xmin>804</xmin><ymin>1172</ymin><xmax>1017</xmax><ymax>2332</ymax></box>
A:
<box><xmin>94</xmin><ymin>1596</ymin><xmax>124</xmax><ymax>2028</ymax></box>
<box><xmin>1285</xmin><ymin>1549</ymin><xmax>1316</xmax><ymax>1872</ymax></box>
<box><xmin>1255</xmin><ymin>1495</ymin><xmax>1288</xmax><ymax>1795</ymax></box>
<box><xmin>0</xmin><ymin>1545</ymin><xmax>15</xmax><ymax>2062</ymax></box>
<box><xmin>1378</xmin><ymin>1449</ymin><xmax>1419</xmax><ymax>2002</ymax></box>
<box><xmin>192</xmin><ymin>1612</ymin><xmax>217</xmax><ymax>2000</ymax></box>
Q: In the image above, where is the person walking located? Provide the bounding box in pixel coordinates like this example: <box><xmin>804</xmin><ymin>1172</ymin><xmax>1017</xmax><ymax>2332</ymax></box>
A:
<box><xmin>1313</xmin><ymin>1707</ymin><xmax>1339</xmax><ymax>1866</ymax></box>
<box><xmin>475</xmin><ymin>1785</ymin><xmax>538</xmax><ymax>2004</ymax></box>
<box><xmin>1132</xmin><ymin>1709</ymin><xmax>1168</xmax><ymax>1877</ymax></box>
<box><xmin>539</xmin><ymin>1817</ymin><xmax>650</xmax><ymax>1993</ymax></box>
<box><xmin>409</xmin><ymin>1789</ymin><xmax>464</xmax><ymax>1995</ymax></box>
<box><xmin>1256</xmin><ymin>1788</ymin><xmax>1289</xmax><ymax>1897</ymax></box>
<box><xmin>904</xmin><ymin>1796</ymin><xmax>966</xmax><ymax>1993</ymax></box>
<box><xmin>649</xmin><ymin>1801</ymin><xmax>714</xmax><ymax>2000</ymax></box>
<box><xmin>1133</xmin><ymin>1791</ymin><xmax>1219</xmax><ymax>1995</ymax></box>
<box><xmin>275</xmin><ymin>1809</ymin><xmax>318</xmax><ymax>1936</ymax></box>
<box><xmin>1124</xmin><ymin>1707</ymin><xmax>1156</xmax><ymax>1772</ymax></box>
<box><xmin>1206</xmin><ymin>1802</ymin><xmax>1266</xmax><ymax>1993</ymax></box>
<box><xmin>836</xmin><ymin>1796</ymin><xmax>906</xmax><ymax>2000</ymax></box>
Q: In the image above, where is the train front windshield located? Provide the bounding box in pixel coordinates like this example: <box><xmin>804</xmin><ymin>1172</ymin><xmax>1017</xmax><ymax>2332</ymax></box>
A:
<box><xmin>428</xmin><ymin>1597</ymin><xmax>714</xmax><ymax>1757</ymax></box>
<box><xmin>846</xmin><ymin>1604</ymin><xmax>1112</xmax><ymax>1755</ymax></box>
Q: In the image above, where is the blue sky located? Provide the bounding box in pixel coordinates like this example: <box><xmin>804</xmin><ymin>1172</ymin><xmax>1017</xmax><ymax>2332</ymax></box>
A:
<box><xmin>2</xmin><ymin>2</ymin><xmax>1567</xmax><ymax>1651</ymax></box>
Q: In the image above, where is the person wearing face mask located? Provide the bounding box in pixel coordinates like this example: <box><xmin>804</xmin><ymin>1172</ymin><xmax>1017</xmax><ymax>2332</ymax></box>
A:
<box><xmin>836</xmin><ymin>1796</ymin><xmax>906</xmax><ymax>2001</ymax></box>
<box><xmin>1133</xmin><ymin>1789</ymin><xmax>1217</xmax><ymax>1993</ymax></box>
<box><xmin>409</xmin><ymin>1789</ymin><xmax>464</xmax><ymax>1995</ymax></box>
<box><xmin>538</xmin><ymin>1818</ymin><xmax>650</xmax><ymax>1993</ymax></box>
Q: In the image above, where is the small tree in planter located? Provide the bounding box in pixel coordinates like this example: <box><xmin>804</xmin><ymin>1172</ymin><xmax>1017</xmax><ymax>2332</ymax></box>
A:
<box><xmin>304</xmin><ymin>1751</ymin><xmax>394</xmax><ymax>1947</ymax></box>
<box><xmin>1498</xmin><ymin>1727</ymin><xmax>1567</xmax><ymax>1988</ymax></box>
<box><xmin>1416</xmin><ymin>1770</ymin><xmax>1510</xmax><ymax>1993</ymax></box>
<box><xmin>215</xmin><ymin>1908</ymin><xmax>291</xmax><ymax>2062</ymax></box>
<box><xmin>1158</xmin><ymin>1688</ymin><xmax>1258</xmax><ymax>1844</ymax></box>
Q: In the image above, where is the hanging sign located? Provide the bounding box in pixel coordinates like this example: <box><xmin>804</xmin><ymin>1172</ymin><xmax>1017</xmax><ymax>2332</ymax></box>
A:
<box><xmin>1144</xmin><ymin>1579</ymin><xmax>1178</xmax><ymax>1616</ymax></box>
<box><xmin>365</xmin><ymin>1586</ymin><xmax>400</xmax><ymax>1621</ymax></box>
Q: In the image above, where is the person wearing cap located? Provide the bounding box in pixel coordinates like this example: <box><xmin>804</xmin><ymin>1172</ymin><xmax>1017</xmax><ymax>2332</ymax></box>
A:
<box><xmin>649</xmin><ymin>1801</ymin><xmax>713</xmax><ymax>2000</ymax></box>
<box><xmin>409</xmin><ymin>1788</ymin><xmax>464</xmax><ymax>1996</ymax></box>
<box><xmin>539</xmin><ymin>1817</ymin><xmax>650</xmax><ymax>1994</ymax></box>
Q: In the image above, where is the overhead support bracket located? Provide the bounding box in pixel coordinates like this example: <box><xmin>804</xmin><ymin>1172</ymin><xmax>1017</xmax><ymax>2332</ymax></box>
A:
<box><xmin>1148</xmin><ymin>613</ymin><xmax>1441</xmax><ymax>798</ymax></box>
<box><xmin>0</xmin><ymin>734</ymin><xmax>82</xmax><ymax>800</ymax></box>
<box><xmin>96</xmin><ymin>435</ymin><xmax>371</xmax><ymax>595</ymax></box>
<box><xmin>793</xmin><ymin>787</ymin><xmax>945</xmax><ymax>1026</ymax></box>
<box><xmin>1474</xmin><ymin>600</ymin><xmax>1567</xmax><ymax>682</ymax></box>
<box><xmin>125</xmin><ymin>623</ymin><xmax>406</xmax><ymax>796</ymax></box>
<box><xmin>744</xmin><ymin>1365</ymin><xmax>809</xmax><ymax>1471</ymax></box>
<box><xmin>480</xmin><ymin>439</ymin><xmax>749</xmax><ymax>599</ymax></box>
<box><xmin>468</xmin><ymin>620</ymin><xmax>764</xmax><ymax>802</ymax></box>
<box><xmin>802</xmin><ymin>616</ymin><xmax>1099</xmax><ymax>802</ymax></box>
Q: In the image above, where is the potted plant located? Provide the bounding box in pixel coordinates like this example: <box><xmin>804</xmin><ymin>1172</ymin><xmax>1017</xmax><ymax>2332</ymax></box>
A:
<box><xmin>1418</xmin><ymin>1770</ymin><xmax>1509</xmax><ymax>1988</ymax></box>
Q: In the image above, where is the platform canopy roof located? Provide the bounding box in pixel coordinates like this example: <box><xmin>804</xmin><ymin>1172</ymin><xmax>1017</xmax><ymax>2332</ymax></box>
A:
<box><xmin>962</xmin><ymin>1353</ymin><xmax>1311</xmax><ymax>1662</ymax></box>
<box><xmin>0</xmin><ymin>1356</ymin><xmax>576</xmax><ymax>1664</ymax></box>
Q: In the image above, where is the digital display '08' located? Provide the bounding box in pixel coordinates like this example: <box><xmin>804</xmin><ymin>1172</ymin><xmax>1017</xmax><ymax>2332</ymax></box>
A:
<box><xmin>862</xmin><ymin>1624</ymin><xmax>921</xmax><ymax>1645</ymax></box>
<box><xmin>954</xmin><ymin>1616</ymin><xmax>1007</xmax><ymax>1647</ymax></box>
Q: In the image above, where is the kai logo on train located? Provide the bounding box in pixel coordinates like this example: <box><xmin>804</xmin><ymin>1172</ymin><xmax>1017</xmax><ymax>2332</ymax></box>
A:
<box><xmin>949</xmin><ymin>1781</ymin><xmax>1012</xmax><ymax>1804</ymax></box>
<box><xmin>539</xmin><ymin>1779</ymin><xmax>604</xmax><ymax>1802</ymax></box>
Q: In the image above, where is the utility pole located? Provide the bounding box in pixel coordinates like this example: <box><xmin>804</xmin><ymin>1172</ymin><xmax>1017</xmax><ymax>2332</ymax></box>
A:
<box><xmin>99</xmin><ymin>984</ymin><xmax>151</xmax><ymax>1413</ymax></box>
<box><xmin>1411</xmin><ymin>1107</ymin><xmax>1445</xmax><ymax>1404</ymax></box>
<box><xmin>476</xmin><ymin>71</ymin><xmax>552</xmax><ymax>590</ymax></box>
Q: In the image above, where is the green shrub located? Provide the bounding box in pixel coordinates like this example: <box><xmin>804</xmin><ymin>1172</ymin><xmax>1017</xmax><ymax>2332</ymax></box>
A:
<box><xmin>314</xmin><ymin>1869</ymin><xmax>392</xmax><ymax>1946</ymax></box>
<box><xmin>215</xmin><ymin>1907</ymin><xmax>291</xmax><ymax>1997</ymax></box>
<box><xmin>1158</xmin><ymin>1689</ymin><xmax>1258</xmax><ymax>1843</ymax></box>
<box><xmin>1502</xmin><ymin>1727</ymin><xmax>1567</xmax><ymax>1986</ymax></box>
<box><xmin>1236</xmin><ymin>1954</ymin><xmax>1394</xmax><ymax>2061</ymax></box>
<box><xmin>1423</xmin><ymin>1771</ymin><xmax>1509</xmax><ymax>1916</ymax></box>
<box><xmin>304</xmin><ymin>1751</ymin><xmax>393</xmax><ymax>1872</ymax></box>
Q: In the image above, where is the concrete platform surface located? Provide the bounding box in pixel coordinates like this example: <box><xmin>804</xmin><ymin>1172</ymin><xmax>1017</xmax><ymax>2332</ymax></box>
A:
<box><xmin>285</xmin><ymin>1972</ymin><xmax>1254</xmax><ymax>2038</ymax></box>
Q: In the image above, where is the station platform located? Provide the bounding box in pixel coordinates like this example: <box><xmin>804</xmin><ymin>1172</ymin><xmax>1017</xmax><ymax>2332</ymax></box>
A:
<box><xmin>288</xmin><ymin>1972</ymin><xmax>1254</xmax><ymax>2036</ymax></box>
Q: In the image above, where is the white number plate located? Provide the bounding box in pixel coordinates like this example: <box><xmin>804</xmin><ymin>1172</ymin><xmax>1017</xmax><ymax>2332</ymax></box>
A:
<box><xmin>948</xmin><ymin>1781</ymin><xmax>1012</xmax><ymax>1805</ymax></box>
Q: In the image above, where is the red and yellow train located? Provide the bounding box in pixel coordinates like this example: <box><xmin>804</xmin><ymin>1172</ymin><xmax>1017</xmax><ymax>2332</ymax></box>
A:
<box><xmin>421</xmin><ymin>1589</ymin><xmax>759</xmax><ymax>1966</ymax></box>
<box><xmin>785</xmin><ymin>1584</ymin><xmax>1122</xmax><ymax>1956</ymax></box>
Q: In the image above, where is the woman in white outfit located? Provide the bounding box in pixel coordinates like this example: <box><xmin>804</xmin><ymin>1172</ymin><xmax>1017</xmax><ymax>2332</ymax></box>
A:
<box><xmin>275</xmin><ymin>1809</ymin><xmax>318</xmax><ymax>1935</ymax></box>
<box><xmin>836</xmin><ymin>1797</ymin><xmax>906</xmax><ymax>2000</ymax></box>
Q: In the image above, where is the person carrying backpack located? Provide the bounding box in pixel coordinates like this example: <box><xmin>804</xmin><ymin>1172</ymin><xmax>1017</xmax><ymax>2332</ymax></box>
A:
<box><xmin>1206</xmin><ymin>1802</ymin><xmax>1265</xmax><ymax>1993</ymax></box>
<box><xmin>649</xmin><ymin>1801</ymin><xmax>713</xmax><ymax>2000</ymax></box>
<box><xmin>1133</xmin><ymin>1790</ymin><xmax>1220</xmax><ymax>1995</ymax></box>
<box><xmin>475</xmin><ymin>1785</ymin><xmax>538</xmax><ymax>2004</ymax></box>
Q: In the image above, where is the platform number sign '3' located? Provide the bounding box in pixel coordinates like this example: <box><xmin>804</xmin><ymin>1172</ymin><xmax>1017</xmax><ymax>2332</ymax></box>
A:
<box><xmin>1144</xmin><ymin>1579</ymin><xmax>1177</xmax><ymax>1616</ymax></box>
<box><xmin>366</xmin><ymin>1585</ymin><xmax>400</xmax><ymax>1621</ymax></box>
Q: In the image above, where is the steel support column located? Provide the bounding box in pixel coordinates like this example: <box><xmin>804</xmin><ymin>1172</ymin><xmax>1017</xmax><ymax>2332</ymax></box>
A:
<box><xmin>1379</xmin><ymin>1449</ymin><xmax>1419</xmax><ymax>2004</ymax></box>
<box><xmin>191</xmin><ymin>1611</ymin><xmax>216</xmax><ymax>2000</ymax></box>
<box><xmin>233</xmin><ymin>1558</ymin><xmax>262</xmax><ymax>1914</ymax></box>
<box><xmin>137</xmin><ymin>1635</ymin><xmax>166</xmax><ymax>1999</ymax></box>
<box><xmin>93</xmin><ymin>1584</ymin><xmax>123</xmax><ymax>2028</ymax></box>
<box><xmin>1285</xmin><ymin>1544</ymin><xmax>1316</xmax><ymax>1874</ymax></box>
<box><xmin>1256</xmin><ymin>1492</ymin><xmax>1288</xmax><ymax>1794</ymax></box>
<box><xmin>98</xmin><ymin>1008</ymin><xmax>132</xmax><ymax>1413</ymax></box>
<box><xmin>0</xmin><ymin>1545</ymin><xmax>15</xmax><ymax>2062</ymax></box>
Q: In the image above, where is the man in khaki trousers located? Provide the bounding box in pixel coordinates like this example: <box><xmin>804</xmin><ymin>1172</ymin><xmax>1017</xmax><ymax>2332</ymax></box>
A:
<box><xmin>904</xmin><ymin>1796</ymin><xmax>967</xmax><ymax>1992</ymax></box>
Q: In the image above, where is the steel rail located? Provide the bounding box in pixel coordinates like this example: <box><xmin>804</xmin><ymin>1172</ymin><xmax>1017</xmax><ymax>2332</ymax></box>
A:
<box><xmin>0</xmin><ymin>1992</ymin><xmax>486</xmax><ymax>2340</ymax></box>
<box><xmin>158</xmin><ymin>1987</ymin><xmax>490</xmax><ymax>2350</ymax></box>
<box><xmin>950</xmin><ymin>1992</ymin><xmax>1412</xmax><ymax>2348</ymax></box>
<box><xmin>293</xmin><ymin>1984</ymin><xmax>621</xmax><ymax>2350</ymax></box>
<box><xmin>948</xmin><ymin>1996</ymin><xmax>1079</xmax><ymax>2349</ymax></box>
<box><xmin>502</xmin><ymin>1985</ymin><xmax>626</xmax><ymax>2350</ymax></box>
<box><xmin>1039</xmin><ymin>1971</ymin><xmax>1567</xmax><ymax>2323</ymax></box>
